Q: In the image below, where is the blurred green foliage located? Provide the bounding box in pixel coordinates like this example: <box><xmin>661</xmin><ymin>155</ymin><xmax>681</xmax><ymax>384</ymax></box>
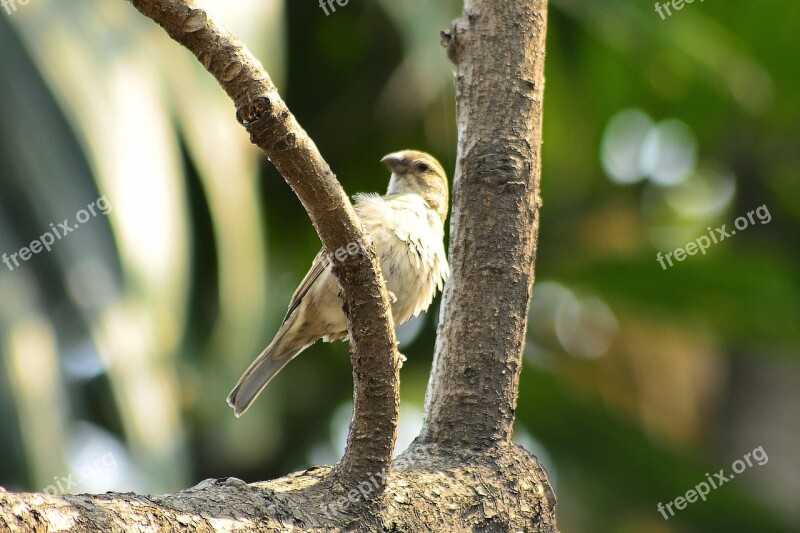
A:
<box><xmin>0</xmin><ymin>1</ymin><xmax>797</xmax><ymax>532</ymax></box>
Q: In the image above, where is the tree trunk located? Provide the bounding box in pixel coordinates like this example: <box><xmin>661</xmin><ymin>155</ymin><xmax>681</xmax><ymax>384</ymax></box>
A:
<box><xmin>0</xmin><ymin>0</ymin><xmax>556</xmax><ymax>531</ymax></box>
<box><xmin>422</xmin><ymin>0</ymin><xmax>547</xmax><ymax>449</ymax></box>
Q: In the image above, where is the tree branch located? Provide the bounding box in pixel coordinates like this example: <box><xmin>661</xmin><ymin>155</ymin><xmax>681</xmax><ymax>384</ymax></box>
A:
<box><xmin>1</xmin><ymin>1</ymin><xmax>559</xmax><ymax>529</ymax></box>
<box><xmin>420</xmin><ymin>0</ymin><xmax>548</xmax><ymax>447</ymax></box>
<box><xmin>0</xmin><ymin>445</ymin><xmax>556</xmax><ymax>531</ymax></box>
<box><xmin>125</xmin><ymin>0</ymin><xmax>399</xmax><ymax>491</ymax></box>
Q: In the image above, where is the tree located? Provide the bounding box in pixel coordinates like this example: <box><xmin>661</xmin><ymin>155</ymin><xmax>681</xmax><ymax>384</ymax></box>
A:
<box><xmin>0</xmin><ymin>0</ymin><xmax>556</xmax><ymax>530</ymax></box>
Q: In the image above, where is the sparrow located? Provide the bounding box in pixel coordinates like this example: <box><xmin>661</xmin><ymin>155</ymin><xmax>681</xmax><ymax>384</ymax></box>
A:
<box><xmin>227</xmin><ymin>150</ymin><xmax>450</xmax><ymax>417</ymax></box>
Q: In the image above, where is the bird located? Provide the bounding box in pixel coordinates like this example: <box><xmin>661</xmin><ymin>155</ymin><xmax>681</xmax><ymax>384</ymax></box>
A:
<box><xmin>227</xmin><ymin>150</ymin><xmax>450</xmax><ymax>417</ymax></box>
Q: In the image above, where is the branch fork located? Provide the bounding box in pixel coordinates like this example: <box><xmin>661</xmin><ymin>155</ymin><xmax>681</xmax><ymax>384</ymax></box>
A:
<box><xmin>0</xmin><ymin>0</ymin><xmax>557</xmax><ymax>529</ymax></box>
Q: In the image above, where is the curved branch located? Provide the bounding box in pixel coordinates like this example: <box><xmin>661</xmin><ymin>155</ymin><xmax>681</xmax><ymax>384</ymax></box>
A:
<box><xmin>125</xmin><ymin>0</ymin><xmax>398</xmax><ymax>491</ymax></box>
<box><xmin>420</xmin><ymin>0</ymin><xmax>548</xmax><ymax>447</ymax></box>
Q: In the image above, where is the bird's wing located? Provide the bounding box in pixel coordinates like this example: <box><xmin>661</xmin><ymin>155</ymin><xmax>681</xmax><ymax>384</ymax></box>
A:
<box><xmin>282</xmin><ymin>249</ymin><xmax>330</xmax><ymax>323</ymax></box>
<box><xmin>229</xmin><ymin>249</ymin><xmax>331</xmax><ymax>417</ymax></box>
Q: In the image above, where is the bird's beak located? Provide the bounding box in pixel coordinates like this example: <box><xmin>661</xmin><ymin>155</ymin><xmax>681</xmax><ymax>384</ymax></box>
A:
<box><xmin>381</xmin><ymin>152</ymin><xmax>408</xmax><ymax>174</ymax></box>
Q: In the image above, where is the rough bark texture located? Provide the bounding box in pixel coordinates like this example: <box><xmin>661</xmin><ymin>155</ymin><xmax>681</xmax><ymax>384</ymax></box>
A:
<box><xmin>126</xmin><ymin>0</ymin><xmax>400</xmax><ymax>492</ymax></box>
<box><xmin>421</xmin><ymin>0</ymin><xmax>547</xmax><ymax>449</ymax></box>
<box><xmin>0</xmin><ymin>0</ymin><xmax>557</xmax><ymax>531</ymax></box>
<box><xmin>0</xmin><ymin>444</ymin><xmax>555</xmax><ymax>532</ymax></box>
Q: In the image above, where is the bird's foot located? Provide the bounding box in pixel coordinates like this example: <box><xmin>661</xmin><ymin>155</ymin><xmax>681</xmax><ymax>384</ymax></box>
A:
<box><xmin>387</xmin><ymin>291</ymin><xmax>398</xmax><ymax>304</ymax></box>
<box><xmin>397</xmin><ymin>351</ymin><xmax>407</xmax><ymax>368</ymax></box>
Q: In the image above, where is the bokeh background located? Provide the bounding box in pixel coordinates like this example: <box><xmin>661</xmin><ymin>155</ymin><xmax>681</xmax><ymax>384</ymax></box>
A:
<box><xmin>0</xmin><ymin>1</ymin><xmax>798</xmax><ymax>531</ymax></box>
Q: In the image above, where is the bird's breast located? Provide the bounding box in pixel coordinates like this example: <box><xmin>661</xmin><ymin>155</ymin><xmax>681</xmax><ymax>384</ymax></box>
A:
<box><xmin>358</xmin><ymin>197</ymin><xmax>448</xmax><ymax>325</ymax></box>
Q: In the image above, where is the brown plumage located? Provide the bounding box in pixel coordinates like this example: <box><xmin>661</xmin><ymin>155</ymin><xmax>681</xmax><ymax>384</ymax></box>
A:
<box><xmin>227</xmin><ymin>150</ymin><xmax>450</xmax><ymax>417</ymax></box>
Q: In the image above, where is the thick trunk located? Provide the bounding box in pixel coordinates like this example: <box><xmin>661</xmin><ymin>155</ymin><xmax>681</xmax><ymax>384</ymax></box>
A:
<box><xmin>421</xmin><ymin>0</ymin><xmax>548</xmax><ymax>449</ymax></box>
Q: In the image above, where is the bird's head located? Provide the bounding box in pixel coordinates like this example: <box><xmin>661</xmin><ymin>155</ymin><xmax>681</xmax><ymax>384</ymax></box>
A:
<box><xmin>381</xmin><ymin>150</ymin><xmax>449</xmax><ymax>223</ymax></box>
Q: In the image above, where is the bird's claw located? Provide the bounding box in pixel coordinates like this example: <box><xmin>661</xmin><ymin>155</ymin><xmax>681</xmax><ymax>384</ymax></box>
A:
<box><xmin>387</xmin><ymin>291</ymin><xmax>398</xmax><ymax>304</ymax></box>
<box><xmin>397</xmin><ymin>351</ymin><xmax>407</xmax><ymax>368</ymax></box>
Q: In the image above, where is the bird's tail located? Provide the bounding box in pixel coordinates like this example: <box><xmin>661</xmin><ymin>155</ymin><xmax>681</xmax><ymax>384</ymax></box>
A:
<box><xmin>226</xmin><ymin>327</ymin><xmax>312</xmax><ymax>417</ymax></box>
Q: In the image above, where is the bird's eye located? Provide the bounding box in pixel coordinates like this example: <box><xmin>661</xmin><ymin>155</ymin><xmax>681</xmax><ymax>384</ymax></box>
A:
<box><xmin>415</xmin><ymin>162</ymin><xmax>430</xmax><ymax>172</ymax></box>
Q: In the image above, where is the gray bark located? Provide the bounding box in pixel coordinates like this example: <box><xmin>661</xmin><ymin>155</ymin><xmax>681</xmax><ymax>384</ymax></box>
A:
<box><xmin>0</xmin><ymin>0</ymin><xmax>557</xmax><ymax>530</ymax></box>
<box><xmin>422</xmin><ymin>0</ymin><xmax>548</xmax><ymax>449</ymax></box>
<box><xmin>0</xmin><ymin>445</ymin><xmax>555</xmax><ymax>532</ymax></box>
